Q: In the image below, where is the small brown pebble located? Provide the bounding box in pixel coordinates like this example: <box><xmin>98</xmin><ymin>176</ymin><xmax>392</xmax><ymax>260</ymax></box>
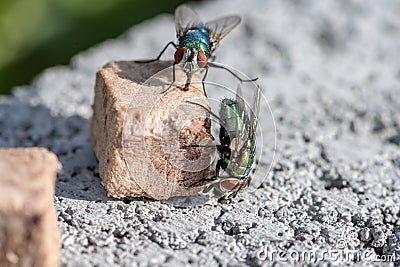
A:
<box><xmin>0</xmin><ymin>147</ymin><xmax>61</xmax><ymax>267</ymax></box>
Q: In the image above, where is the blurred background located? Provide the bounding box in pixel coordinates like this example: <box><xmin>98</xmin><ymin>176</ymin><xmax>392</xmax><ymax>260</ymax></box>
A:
<box><xmin>0</xmin><ymin>0</ymin><xmax>197</xmax><ymax>95</ymax></box>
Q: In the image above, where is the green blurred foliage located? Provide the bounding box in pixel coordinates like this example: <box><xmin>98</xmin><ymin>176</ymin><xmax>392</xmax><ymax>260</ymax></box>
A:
<box><xmin>0</xmin><ymin>0</ymin><xmax>191</xmax><ymax>95</ymax></box>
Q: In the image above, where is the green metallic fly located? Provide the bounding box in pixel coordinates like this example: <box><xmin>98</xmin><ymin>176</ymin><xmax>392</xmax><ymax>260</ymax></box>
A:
<box><xmin>136</xmin><ymin>5</ymin><xmax>257</xmax><ymax>96</ymax></box>
<box><xmin>187</xmin><ymin>84</ymin><xmax>260</xmax><ymax>202</ymax></box>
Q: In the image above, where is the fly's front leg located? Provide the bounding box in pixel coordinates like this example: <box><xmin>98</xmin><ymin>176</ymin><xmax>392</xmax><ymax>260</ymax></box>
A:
<box><xmin>183</xmin><ymin>73</ymin><xmax>193</xmax><ymax>91</ymax></box>
<box><xmin>135</xmin><ymin>41</ymin><xmax>177</xmax><ymax>63</ymax></box>
<box><xmin>161</xmin><ymin>62</ymin><xmax>177</xmax><ymax>94</ymax></box>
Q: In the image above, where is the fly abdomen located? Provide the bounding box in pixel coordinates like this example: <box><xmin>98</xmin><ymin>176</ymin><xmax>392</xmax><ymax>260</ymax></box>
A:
<box><xmin>227</xmin><ymin>139</ymin><xmax>255</xmax><ymax>177</ymax></box>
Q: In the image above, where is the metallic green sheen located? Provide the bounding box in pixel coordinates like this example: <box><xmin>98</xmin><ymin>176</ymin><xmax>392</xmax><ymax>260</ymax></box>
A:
<box><xmin>227</xmin><ymin>139</ymin><xmax>255</xmax><ymax>177</ymax></box>
<box><xmin>219</xmin><ymin>100</ymin><xmax>255</xmax><ymax>177</ymax></box>
<box><xmin>220</xmin><ymin>99</ymin><xmax>245</xmax><ymax>138</ymax></box>
<box><xmin>179</xmin><ymin>26</ymin><xmax>211</xmax><ymax>57</ymax></box>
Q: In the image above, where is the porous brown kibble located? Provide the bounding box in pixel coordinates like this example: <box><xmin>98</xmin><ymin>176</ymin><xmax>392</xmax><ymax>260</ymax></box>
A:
<box><xmin>91</xmin><ymin>61</ymin><xmax>213</xmax><ymax>199</ymax></box>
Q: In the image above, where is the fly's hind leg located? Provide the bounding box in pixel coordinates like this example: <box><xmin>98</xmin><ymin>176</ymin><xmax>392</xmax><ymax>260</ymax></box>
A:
<box><xmin>208</xmin><ymin>62</ymin><xmax>258</xmax><ymax>83</ymax></box>
<box><xmin>201</xmin><ymin>67</ymin><xmax>209</xmax><ymax>97</ymax></box>
<box><xmin>161</xmin><ymin>64</ymin><xmax>193</xmax><ymax>94</ymax></box>
<box><xmin>187</xmin><ymin>153</ymin><xmax>222</xmax><ymax>188</ymax></box>
<box><xmin>218</xmin><ymin>176</ymin><xmax>249</xmax><ymax>203</ymax></box>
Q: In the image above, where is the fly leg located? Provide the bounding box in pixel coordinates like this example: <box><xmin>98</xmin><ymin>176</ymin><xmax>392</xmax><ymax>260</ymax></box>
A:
<box><xmin>201</xmin><ymin>67</ymin><xmax>209</xmax><ymax>97</ymax></box>
<box><xmin>199</xmin><ymin>159</ymin><xmax>223</xmax><ymax>194</ymax></box>
<box><xmin>134</xmin><ymin>41</ymin><xmax>178</xmax><ymax>94</ymax></box>
<box><xmin>183</xmin><ymin>73</ymin><xmax>193</xmax><ymax>91</ymax></box>
<box><xmin>161</xmin><ymin>62</ymin><xmax>177</xmax><ymax>94</ymax></box>
<box><xmin>185</xmin><ymin>100</ymin><xmax>221</xmax><ymax>121</ymax></box>
<box><xmin>218</xmin><ymin>179</ymin><xmax>243</xmax><ymax>203</ymax></box>
<box><xmin>207</xmin><ymin>62</ymin><xmax>258</xmax><ymax>83</ymax></box>
<box><xmin>188</xmin><ymin>176</ymin><xmax>217</xmax><ymax>187</ymax></box>
<box><xmin>184</xmin><ymin>148</ymin><xmax>221</xmax><ymax>188</ymax></box>
<box><xmin>219</xmin><ymin>175</ymin><xmax>250</xmax><ymax>203</ymax></box>
<box><xmin>251</xmin><ymin>159</ymin><xmax>259</xmax><ymax>175</ymax></box>
<box><xmin>135</xmin><ymin>41</ymin><xmax>177</xmax><ymax>63</ymax></box>
<box><xmin>186</xmin><ymin>162</ymin><xmax>219</xmax><ymax>188</ymax></box>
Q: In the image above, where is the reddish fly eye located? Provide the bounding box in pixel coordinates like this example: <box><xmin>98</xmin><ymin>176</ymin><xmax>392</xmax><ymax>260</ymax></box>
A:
<box><xmin>197</xmin><ymin>51</ymin><xmax>208</xmax><ymax>68</ymax></box>
<box><xmin>174</xmin><ymin>48</ymin><xmax>185</xmax><ymax>63</ymax></box>
<box><xmin>221</xmin><ymin>179</ymin><xmax>240</xmax><ymax>190</ymax></box>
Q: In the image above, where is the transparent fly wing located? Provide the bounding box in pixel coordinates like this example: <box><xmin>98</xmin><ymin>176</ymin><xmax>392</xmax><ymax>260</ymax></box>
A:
<box><xmin>205</xmin><ymin>15</ymin><xmax>241</xmax><ymax>52</ymax></box>
<box><xmin>249</xmin><ymin>85</ymin><xmax>261</xmax><ymax>140</ymax></box>
<box><xmin>234</xmin><ymin>84</ymin><xmax>248</xmax><ymax>150</ymax></box>
<box><xmin>175</xmin><ymin>5</ymin><xmax>203</xmax><ymax>37</ymax></box>
<box><xmin>235</xmin><ymin>84</ymin><xmax>246</xmax><ymax>122</ymax></box>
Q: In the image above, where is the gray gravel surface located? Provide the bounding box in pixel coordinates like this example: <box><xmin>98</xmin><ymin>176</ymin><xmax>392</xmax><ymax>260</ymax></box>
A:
<box><xmin>1</xmin><ymin>0</ymin><xmax>400</xmax><ymax>266</ymax></box>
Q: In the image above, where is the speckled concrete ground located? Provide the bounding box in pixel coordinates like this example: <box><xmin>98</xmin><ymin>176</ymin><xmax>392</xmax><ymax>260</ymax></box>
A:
<box><xmin>1</xmin><ymin>0</ymin><xmax>399</xmax><ymax>266</ymax></box>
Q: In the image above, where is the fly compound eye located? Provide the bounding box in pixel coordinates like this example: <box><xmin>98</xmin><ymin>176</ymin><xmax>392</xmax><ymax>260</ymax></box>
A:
<box><xmin>174</xmin><ymin>48</ymin><xmax>185</xmax><ymax>63</ymax></box>
<box><xmin>197</xmin><ymin>51</ymin><xmax>208</xmax><ymax>68</ymax></box>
